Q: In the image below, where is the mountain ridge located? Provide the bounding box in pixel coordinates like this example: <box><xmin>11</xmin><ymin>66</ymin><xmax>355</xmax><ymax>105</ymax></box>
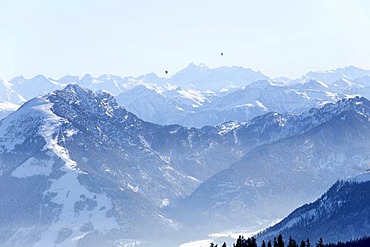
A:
<box><xmin>256</xmin><ymin>172</ymin><xmax>370</xmax><ymax>243</ymax></box>
<box><xmin>2</xmin><ymin>64</ymin><xmax>370</xmax><ymax>127</ymax></box>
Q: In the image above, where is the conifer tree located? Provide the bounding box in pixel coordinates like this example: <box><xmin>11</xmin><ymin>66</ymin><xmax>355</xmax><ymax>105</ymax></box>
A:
<box><xmin>277</xmin><ymin>234</ymin><xmax>285</xmax><ymax>247</ymax></box>
<box><xmin>222</xmin><ymin>242</ymin><xmax>227</xmax><ymax>247</ymax></box>
<box><xmin>300</xmin><ymin>240</ymin><xmax>306</xmax><ymax>247</ymax></box>
<box><xmin>288</xmin><ymin>236</ymin><xmax>297</xmax><ymax>247</ymax></box>
<box><xmin>268</xmin><ymin>240</ymin><xmax>272</xmax><ymax>247</ymax></box>
<box><xmin>247</xmin><ymin>237</ymin><xmax>257</xmax><ymax>247</ymax></box>
<box><xmin>316</xmin><ymin>238</ymin><xmax>324</xmax><ymax>247</ymax></box>
<box><xmin>262</xmin><ymin>240</ymin><xmax>266</xmax><ymax>247</ymax></box>
<box><xmin>236</xmin><ymin>236</ymin><xmax>243</xmax><ymax>247</ymax></box>
<box><xmin>306</xmin><ymin>239</ymin><xmax>311</xmax><ymax>247</ymax></box>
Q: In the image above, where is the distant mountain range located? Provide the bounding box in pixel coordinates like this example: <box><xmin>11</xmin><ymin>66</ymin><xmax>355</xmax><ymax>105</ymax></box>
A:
<box><xmin>1</xmin><ymin>84</ymin><xmax>370</xmax><ymax>246</ymax></box>
<box><xmin>2</xmin><ymin>64</ymin><xmax>370</xmax><ymax>127</ymax></box>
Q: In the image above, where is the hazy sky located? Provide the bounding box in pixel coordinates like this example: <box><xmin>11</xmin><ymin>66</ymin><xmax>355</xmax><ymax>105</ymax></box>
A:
<box><xmin>1</xmin><ymin>0</ymin><xmax>370</xmax><ymax>80</ymax></box>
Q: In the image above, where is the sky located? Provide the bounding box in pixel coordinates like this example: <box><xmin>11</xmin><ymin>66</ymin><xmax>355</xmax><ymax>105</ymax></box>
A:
<box><xmin>1</xmin><ymin>0</ymin><xmax>370</xmax><ymax>80</ymax></box>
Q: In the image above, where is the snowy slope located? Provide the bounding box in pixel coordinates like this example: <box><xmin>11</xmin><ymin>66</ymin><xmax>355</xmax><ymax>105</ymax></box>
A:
<box><xmin>116</xmin><ymin>85</ymin><xmax>217</xmax><ymax>126</ymax></box>
<box><xmin>115</xmin><ymin>85</ymin><xmax>188</xmax><ymax>124</ymax></box>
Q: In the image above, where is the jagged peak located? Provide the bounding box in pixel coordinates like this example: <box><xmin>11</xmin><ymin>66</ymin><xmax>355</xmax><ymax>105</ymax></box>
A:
<box><xmin>49</xmin><ymin>84</ymin><xmax>124</xmax><ymax>121</ymax></box>
<box><xmin>53</xmin><ymin>84</ymin><xmax>115</xmax><ymax>103</ymax></box>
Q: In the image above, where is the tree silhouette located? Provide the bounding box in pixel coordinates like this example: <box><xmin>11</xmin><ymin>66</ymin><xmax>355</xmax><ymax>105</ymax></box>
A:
<box><xmin>288</xmin><ymin>236</ymin><xmax>297</xmax><ymax>247</ymax></box>
<box><xmin>277</xmin><ymin>234</ymin><xmax>285</xmax><ymax>247</ymax></box>
<box><xmin>262</xmin><ymin>240</ymin><xmax>266</xmax><ymax>247</ymax></box>
<box><xmin>306</xmin><ymin>239</ymin><xmax>311</xmax><ymax>247</ymax></box>
<box><xmin>316</xmin><ymin>238</ymin><xmax>324</xmax><ymax>247</ymax></box>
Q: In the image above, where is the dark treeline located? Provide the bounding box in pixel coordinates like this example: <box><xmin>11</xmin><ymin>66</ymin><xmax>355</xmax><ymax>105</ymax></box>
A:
<box><xmin>325</xmin><ymin>236</ymin><xmax>370</xmax><ymax>247</ymax></box>
<box><xmin>209</xmin><ymin>235</ymin><xmax>370</xmax><ymax>247</ymax></box>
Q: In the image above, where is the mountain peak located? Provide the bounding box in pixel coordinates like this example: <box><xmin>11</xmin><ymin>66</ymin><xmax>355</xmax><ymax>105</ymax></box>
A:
<box><xmin>57</xmin><ymin>84</ymin><xmax>114</xmax><ymax>100</ymax></box>
<box><xmin>80</xmin><ymin>73</ymin><xmax>94</xmax><ymax>82</ymax></box>
<box><xmin>10</xmin><ymin>76</ymin><xmax>25</xmax><ymax>84</ymax></box>
<box><xmin>185</xmin><ymin>62</ymin><xmax>209</xmax><ymax>71</ymax></box>
<box><xmin>97</xmin><ymin>74</ymin><xmax>112</xmax><ymax>81</ymax></box>
<box><xmin>32</xmin><ymin>74</ymin><xmax>48</xmax><ymax>81</ymax></box>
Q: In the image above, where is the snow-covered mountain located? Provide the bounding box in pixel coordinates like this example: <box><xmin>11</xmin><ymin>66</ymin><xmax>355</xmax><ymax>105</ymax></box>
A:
<box><xmin>115</xmin><ymin>65</ymin><xmax>370</xmax><ymax>127</ymax></box>
<box><xmin>116</xmin><ymin>85</ymin><xmax>217</xmax><ymax>126</ymax></box>
<box><xmin>117</xmin><ymin>78</ymin><xmax>344</xmax><ymax>127</ymax></box>
<box><xmin>256</xmin><ymin>172</ymin><xmax>370</xmax><ymax>243</ymax></box>
<box><xmin>179</xmin><ymin>79</ymin><xmax>339</xmax><ymax>127</ymax></box>
<box><xmin>3</xmin><ymin>65</ymin><xmax>370</xmax><ymax>126</ymax></box>
<box><xmin>2</xmin><ymin>84</ymin><xmax>370</xmax><ymax>245</ymax></box>
<box><xmin>0</xmin><ymin>63</ymin><xmax>270</xmax><ymax>102</ymax></box>
<box><xmin>75</xmin><ymin>73</ymin><xmax>127</xmax><ymax>96</ymax></box>
<box><xmin>173</xmin><ymin>96</ymin><xmax>370</xmax><ymax>234</ymax></box>
<box><xmin>116</xmin><ymin>85</ymin><xmax>182</xmax><ymax>124</ymax></box>
<box><xmin>10</xmin><ymin>75</ymin><xmax>65</xmax><ymax>100</ymax></box>
<box><xmin>167</xmin><ymin>63</ymin><xmax>270</xmax><ymax>90</ymax></box>
<box><xmin>0</xmin><ymin>85</ymin><xmax>254</xmax><ymax>246</ymax></box>
<box><xmin>297</xmin><ymin>66</ymin><xmax>370</xmax><ymax>84</ymax></box>
<box><xmin>2</xmin><ymin>65</ymin><xmax>370</xmax><ymax>246</ymax></box>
